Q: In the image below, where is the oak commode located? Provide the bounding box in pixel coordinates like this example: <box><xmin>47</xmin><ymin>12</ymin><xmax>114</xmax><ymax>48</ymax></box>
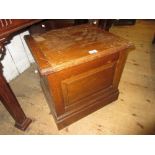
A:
<box><xmin>25</xmin><ymin>24</ymin><xmax>134</xmax><ymax>129</ymax></box>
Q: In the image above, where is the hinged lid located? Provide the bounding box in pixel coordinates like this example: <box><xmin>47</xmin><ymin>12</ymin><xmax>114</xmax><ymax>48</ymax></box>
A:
<box><xmin>25</xmin><ymin>24</ymin><xmax>134</xmax><ymax>75</ymax></box>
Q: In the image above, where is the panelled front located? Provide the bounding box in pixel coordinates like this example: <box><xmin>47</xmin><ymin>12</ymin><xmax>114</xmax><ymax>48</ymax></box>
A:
<box><xmin>46</xmin><ymin>52</ymin><xmax>119</xmax><ymax>116</ymax></box>
<box><xmin>62</xmin><ymin>63</ymin><xmax>115</xmax><ymax>106</ymax></box>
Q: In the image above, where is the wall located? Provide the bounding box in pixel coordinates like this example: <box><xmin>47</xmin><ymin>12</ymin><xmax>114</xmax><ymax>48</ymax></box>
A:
<box><xmin>2</xmin><ymin>30</ymin><xmax>34</xmax><ymax>82</ymax></box>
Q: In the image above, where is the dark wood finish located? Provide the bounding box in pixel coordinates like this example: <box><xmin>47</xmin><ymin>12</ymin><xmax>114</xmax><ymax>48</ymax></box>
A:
<box><xmin>25</xmin><ymin>24</ymin><xmax>134</xmax><ymax>129</ymax></box>
<box><xmin>0</xmin><ymin>71</ymin><xmax>32</xmax><ymax>130</ymax></box>
<box><xmin>29</xmin><ymin>19</ymin><xmax>75</xmax><ymax>35</ymax></box>
<box><xmin>98</xmin><ymin>19</ymin><xmax>115</xmax><ymax>31</ymax></box>
<box><xmin>113</xmin><ymin>19</ymin><xmax>136</xmax><ymax>26</ymax></box>
<box><xmin>28</xmin><ymin>19</ymin><xmax>114</xmax><ymax>36</ymax></box>
<box><xmin>0</xmin><ymin>19</ymin><xmax>41</xmax><ymax>130</ymax></box>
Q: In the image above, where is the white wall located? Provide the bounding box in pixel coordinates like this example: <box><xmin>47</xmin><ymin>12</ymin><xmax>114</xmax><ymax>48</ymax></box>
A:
<box><xmin>2</xmin><ymin>30</ymin><xmax>35</xmax><ymax>82</ymax></box>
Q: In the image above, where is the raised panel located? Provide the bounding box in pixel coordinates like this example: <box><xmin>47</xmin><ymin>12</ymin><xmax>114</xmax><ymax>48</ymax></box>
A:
<box><xmin>61</xmin><ymin>63</ymin><xmax>116</xmax><ymax>107</ymax></box>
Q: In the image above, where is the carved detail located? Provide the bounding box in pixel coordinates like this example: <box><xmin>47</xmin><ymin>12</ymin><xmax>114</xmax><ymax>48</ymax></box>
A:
<box><xmin>0</xmin><ymin>36</ymin><xmax>10</xmax><ymax>71</ymax></box>
<box><xmin>0</xmin><ymin>19</ymin><xmax>12</xmax><ymax>29</ymax></box>
<box><xmin>0</xmin><ymin>42</ymin><xmax>6</xmax><ymax>62</ymax></box>
<box><xmin>0</xmin><ymin>44</ymin><xmax>5</xmax><ymax>72</ymax></box>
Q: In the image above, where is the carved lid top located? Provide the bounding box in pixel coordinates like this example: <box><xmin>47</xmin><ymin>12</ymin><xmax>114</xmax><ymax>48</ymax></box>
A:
<box><xmin>25</xmin><ymin>24</ymin><xmax>134</xmax><ymax>75</ymax></box>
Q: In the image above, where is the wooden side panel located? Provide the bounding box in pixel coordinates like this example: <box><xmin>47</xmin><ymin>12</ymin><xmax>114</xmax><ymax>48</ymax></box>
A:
<box><xmin>113</xmin><ymin>50</ymin><xmax>129</xmax><ymax>88</ymax></box>
<box><xmin>61</xmin><ymin>63</ymin><xmax>115</xmax><ymax>106</ymax></box>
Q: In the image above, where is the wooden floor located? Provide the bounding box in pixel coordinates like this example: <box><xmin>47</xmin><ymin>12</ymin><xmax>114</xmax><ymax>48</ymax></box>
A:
<box><xmin>0</xmin><ymin>20</ymin><xmax>155</xmax><ymax>134</ymax></box>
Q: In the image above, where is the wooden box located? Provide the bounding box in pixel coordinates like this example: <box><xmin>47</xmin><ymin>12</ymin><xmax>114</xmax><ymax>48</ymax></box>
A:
<box><xmin>25</xmin><ymin>24</ymin><xmax>134</xmax><ymax>129</ymax></box>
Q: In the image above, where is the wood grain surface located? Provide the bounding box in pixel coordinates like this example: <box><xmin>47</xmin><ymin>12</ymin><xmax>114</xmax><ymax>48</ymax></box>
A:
<box><xmin>25</xmin><ymin>24</ymin><xmax>134</xmax><ymax>75</ymax></box>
